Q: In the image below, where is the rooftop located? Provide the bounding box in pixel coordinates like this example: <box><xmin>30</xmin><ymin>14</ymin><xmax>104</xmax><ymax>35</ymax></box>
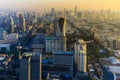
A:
<box><xmin>100</xmin><ymin>57</ymin><xmax>120</xmax><ymax>66</ymax></box>
<box><xmin>75</xmin><ymin>39</ymin><xmax>86</xmax><ymax>45</ymax></box>
<box><xmin>108</xmin><ymin>66</ymin><xmax>120</xmax><ymax>74</ymax></box>
<box><xmin>0</xmin><ymin>40</ymin><xmax>17</xmax><ymax>44</ymax></box>
<box><xmin>22</xmin><ymin>52</ymin><xmax>42</xmax><ymax>58</ymax></box>
<box><xmin>53</xmin><ymin>51</ymin><xmax>74</xmax><ymax>55</ymax></box>
<box><xmin>46</xmin><ymin>36</ymin><xmax>58</xmax><ymax>40</ymax></box>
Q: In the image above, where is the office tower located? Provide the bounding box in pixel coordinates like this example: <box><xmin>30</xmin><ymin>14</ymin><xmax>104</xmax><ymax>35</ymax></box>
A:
<box><xmin>54</xmin><ymin>16</ymin><xmax>66</xmax><ymax>37</ymax></box>
<box><xmin>19</xmin><ymin>52</ymin><xmax>42</xmax><ymax>80</ymax></box>
<box><xmin>51</xmin><ymin>8</ymin><xmax>55</xmax><ymax>16</ymax></box>
<box><xmin>10</xmin><ymin>17</ymin><xmax>15</xmax><ymax>33</ymax></box>
<box><xmin>53</xmin><ymin>16</ymin><xmax>66</xmax><ymax>51</ymax></box>
<box><xmin>33</xmin><ymin>11</ymin><xmax>38</xmax><ymax>24</ymax></box>
<box><xmin>19</xmin><ymin>14</ymin><xmax>26</xmax><ymax>33</ymax></box>
<box><xmin>75</xmin><ymin>39</ymin><xmax>87</xmax><ymax>72</ymax></box>
<box><xmin>74</xmin><ymin>6</ymin><xmax>77</xmax><ymax>17</ymax></box>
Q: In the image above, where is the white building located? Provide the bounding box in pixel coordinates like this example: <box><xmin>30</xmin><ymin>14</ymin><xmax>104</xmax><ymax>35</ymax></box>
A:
<box><xmin>75</xmin><ymin>39</ymin><xmax>87</xmax><ymax>72</ymax></box>
<box><xmin>7</xmin><ymin>33</ymin><xmax>18</xmax><ymax>40</ymax></box>
<box><xmin>0</xmin><ymin>44</ymin><xmax>10</xmax><ymax>51</ymax></box>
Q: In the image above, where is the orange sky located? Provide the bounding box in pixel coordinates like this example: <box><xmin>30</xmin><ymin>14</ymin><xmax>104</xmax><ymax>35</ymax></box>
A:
<box><xmin>0</xmin><ymin>0</ymin><xmax>120</xmax><ymax>11</ymax></box>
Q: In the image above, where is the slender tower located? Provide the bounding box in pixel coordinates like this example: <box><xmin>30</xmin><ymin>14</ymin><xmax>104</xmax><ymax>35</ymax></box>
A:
<box><xmin>75</xmin><ymin>6</ymin><xmax>77</xmax><ymax>17</ymax></box>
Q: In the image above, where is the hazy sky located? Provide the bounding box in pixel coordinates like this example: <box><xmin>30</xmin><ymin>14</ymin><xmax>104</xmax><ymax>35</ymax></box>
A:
<box><xmin>0</xmin><ymin>0</ymin><xmax>120</xmax><ymax>11</ymax></box>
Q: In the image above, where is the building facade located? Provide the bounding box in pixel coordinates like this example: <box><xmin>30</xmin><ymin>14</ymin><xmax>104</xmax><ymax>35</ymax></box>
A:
<box><xmin>19</xmin><ymin>14</ymin><xmax>26</xmax><ymax>33</ymax></box>
<box><xmin>75</xmin><ymin>39</ymin><xmax>87</xmax><ymax>72</ymax></box>
<box><xmin>19</xmin><ymin>52</ymin><xmax>42</xmax><ymax>80</ymax></box>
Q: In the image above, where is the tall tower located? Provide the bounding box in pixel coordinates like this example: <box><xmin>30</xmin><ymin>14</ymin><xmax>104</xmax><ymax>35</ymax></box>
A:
<box><xmin>75</xmin><ymin>6</ymin><xmax>77</xmax><ymax>17</ymax></box>
<box><xmin>58</xmin><ymin>17</ymin><xmax>66</xmax><ymax>37</ymax></box>
<box><xmin>19</xmin><ymin>14</ymin><xmax>26</xmax><ymax>33</ymax></box>
<box><xmin>75</xmin><ymin>39</ymin><xmax>87</xmax><ymax>72</ymax></box>
<box><xmin>51</xmin><ymin>8</ymin><xmax>55</xmax><ymax>16</ymax></box>
<box><xmin>54</xmin><ymin>16</ymin><xmax>66</xmax><ymax>51</ymax></box>
<box><xmin>10</xmin><ymin>17</ymin><xmax>15</xmax><ymax>33</ymax></box>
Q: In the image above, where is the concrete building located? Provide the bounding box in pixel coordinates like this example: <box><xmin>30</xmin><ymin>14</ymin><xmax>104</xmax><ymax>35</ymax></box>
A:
<box><xmin>75</xmin><ymin>39</ymin><xmax>87</xmax><ymax>72</ymax></box>
<box><xmin>19</xmin><ymin>52</ymin><xmax>42</xmax><ymax>80</ymax></box>
<box><xmin>0</xmin><ymin>44</ymin><xmax>10</xmax><ymax>52</ymax></box>
<box><xmin>32</xmin><ymin>34</ymin><xmax>45</xmax><ymax>53</ymax></box>
<box><xmin>51</xmin><ymin>8</ymin><xmax>55</xmax><ymax>16</ymax></box>
<box><xmin>53</xmin><ymin>16</ymin><xmax>66</xmax><ymax>51</ymax></box>
<box><xmin>6</xmin><ymin>33</ymin><xmax>18</xmax><ymax>40</ymax></box>
<box><xmin>74</xmin><ymin>6</ymin><xmax>77</xmax><ymax>17</ymax></box>
<box><xmin>53</xmin><ymin>51</ymin><xmax>74</xmax><ymax>66</ymax></box>
<box><xmin>0</xmin><ymin>28</ymin><xmax>7</xmax><ymax>40</ymax></box>
<box><xmin>45</xmin><ymin>16</ymin><xmax>67</xmax><ymax>52</ymax></box>
<box><xmin>45</xmin><ymin>36</ymin><xmax>65</xmax><ymax>52</ymax></box>
<box><xmin>10</xmin><ymin>17</ymin><xmax>15</xmax><ymax>33</ymax></box>
<box><xmin>0</xmin><ymin>40</ymin><xmax>17</xmax><ymax>52</ymax></box>
<box><xmin>42</xmin><ymin>51</ymin><xmax>74</xmax><ymax>79</ymax></box>
<box><xmin>100</xmin><ymin>57</ymin><xmax>120</xmax><ymax>80</ymax></box>
<box><xmin>19</xmin><ymin>14</ymin><xmax>26</xmax><ymax>33</ymax></box>
<box><xmin>91</xmin><ymin>26</ymin><xmax>120</xmax><ymax>50</ymax></box>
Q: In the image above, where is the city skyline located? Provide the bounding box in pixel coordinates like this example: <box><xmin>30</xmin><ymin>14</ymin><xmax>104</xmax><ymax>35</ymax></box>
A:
<box><xmin>0</xmin><ymin>0</ymin><xmax>120</xmax><ymax>11</ymax></box>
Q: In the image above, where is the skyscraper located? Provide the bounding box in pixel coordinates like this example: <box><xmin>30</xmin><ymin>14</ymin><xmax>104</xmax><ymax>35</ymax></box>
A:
<box><xmin>19</xmin><ymin>14</ymin><xmax>26</xmax><ymax>33</ymax></box>
<box><xmin>75</xmin><ymin>39</ymin><xmax>87</xmax><ymax>72</ymax></box>
<box><xmin>53</xmin><ymin>16</ymin><xmax>66</xmax><ymax>51</ymax></box>
<box><xmin>10</xmin><ymin>17</ymin><xmax>15</xmax><ymax>33</ymax></box>
<box><xmin>19</xmin><ymin>52</ymin><xmax>42</xmax><ymax>80</ymax></box>
<box><xmin>51</xmin><ymin>8</ymin><xmax>55</xmax><ymax>16</ymax></box>
<box><xmin>74</xmin><ymin>6</ymin><xmax>77</xmax><ymax>17</ymax></box>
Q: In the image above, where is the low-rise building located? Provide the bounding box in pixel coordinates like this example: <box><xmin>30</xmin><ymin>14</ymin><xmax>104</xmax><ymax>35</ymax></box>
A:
<box><xmin>100</xmin><ymin>57</ymin><xmax>120</xmax><ymax>80</ymax></box>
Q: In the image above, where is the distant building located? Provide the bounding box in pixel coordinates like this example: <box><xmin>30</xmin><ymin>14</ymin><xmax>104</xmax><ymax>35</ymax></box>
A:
<box><xmin>10</xmin><ymin>17</ymin><xmax>15</xmax><ymax>33</ymax></box>
<box><xmin>74</xmin><ymin>6</ymin><xmax>77</xmax><ymax>17</ymax></box>
<box><xmin>51</xmin><ymin>8</ymin><xmax>55</xmax><ymax>16</ymax></box>
<box><xmin>0</xmin><ymin>28</ymin><xmax>7</xmax><ymax>40</ymax></box>
<box><xmin>19</xmin><ymin>14</ymin><xmax>26</xmax><ymax>33</ymax></box>
<box><xmin>19</xmin><ymin>52</ymin><xmax>42</xmax><ymax>80</ymax></box>
<box><xmin>75</xmin><ymin>39</ymin><xmax>87</xmax><ymax>72</ymax></box>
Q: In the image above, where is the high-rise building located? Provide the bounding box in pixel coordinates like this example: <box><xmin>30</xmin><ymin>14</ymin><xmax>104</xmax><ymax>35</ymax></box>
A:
<box><xmin>75</xmin><ymin>39</ymin><xmax>87</xmax><ymax>72</ymax></box>
<box><xmin>19</xmin><ymin>14</ymin><xmax>26</xmax><ymax>33</ymax></box>
<box><xmin>10</xmin><ymin>17</ymin><xmax>15</xmax><ymax>33</ymax></box>
<box><xmin>19</xmin><ymin>52</ymin><xmax>42</xmax><ymax>80</ymax></box>
<box><xmin>54</xmin><ymin>17</ymin><xmax>66</xmax><ymax>37</ymax></box>
<box><xmin>51</xmin><ymin>8</ymin><xmax>55</xmax><ymax>16</ymax></box>
<box><xmin>74</xmin><ymin>6</ymin><xmax>77</xmax><ymax>17</ymax></box>
<box><xmin>53</xmin><ymin>16</ymin><xmax>66</xmax><ymax>51</ymax></box>
<box><xmin>0</xmin><ymin>28</ymin><xmax>7</xmax><ymax>40</ymax></box>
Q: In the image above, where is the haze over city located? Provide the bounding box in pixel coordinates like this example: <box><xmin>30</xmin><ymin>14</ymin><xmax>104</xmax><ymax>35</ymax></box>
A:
<box><xmin>0</xmin><ymin>0</ymin><xmax>120</xmax><ymax>11</ymax></box>
<box><xmin>0</xmin><ymin>0</ymin><xmax>120</xmax><ymax>80</ymax></box>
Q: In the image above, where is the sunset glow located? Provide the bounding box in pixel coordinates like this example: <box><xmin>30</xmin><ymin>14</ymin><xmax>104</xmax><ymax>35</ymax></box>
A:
<box><xmin>0</xmin><ymin>0</ymin><xmax>120</xmax><ymax>11</ymax></box>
